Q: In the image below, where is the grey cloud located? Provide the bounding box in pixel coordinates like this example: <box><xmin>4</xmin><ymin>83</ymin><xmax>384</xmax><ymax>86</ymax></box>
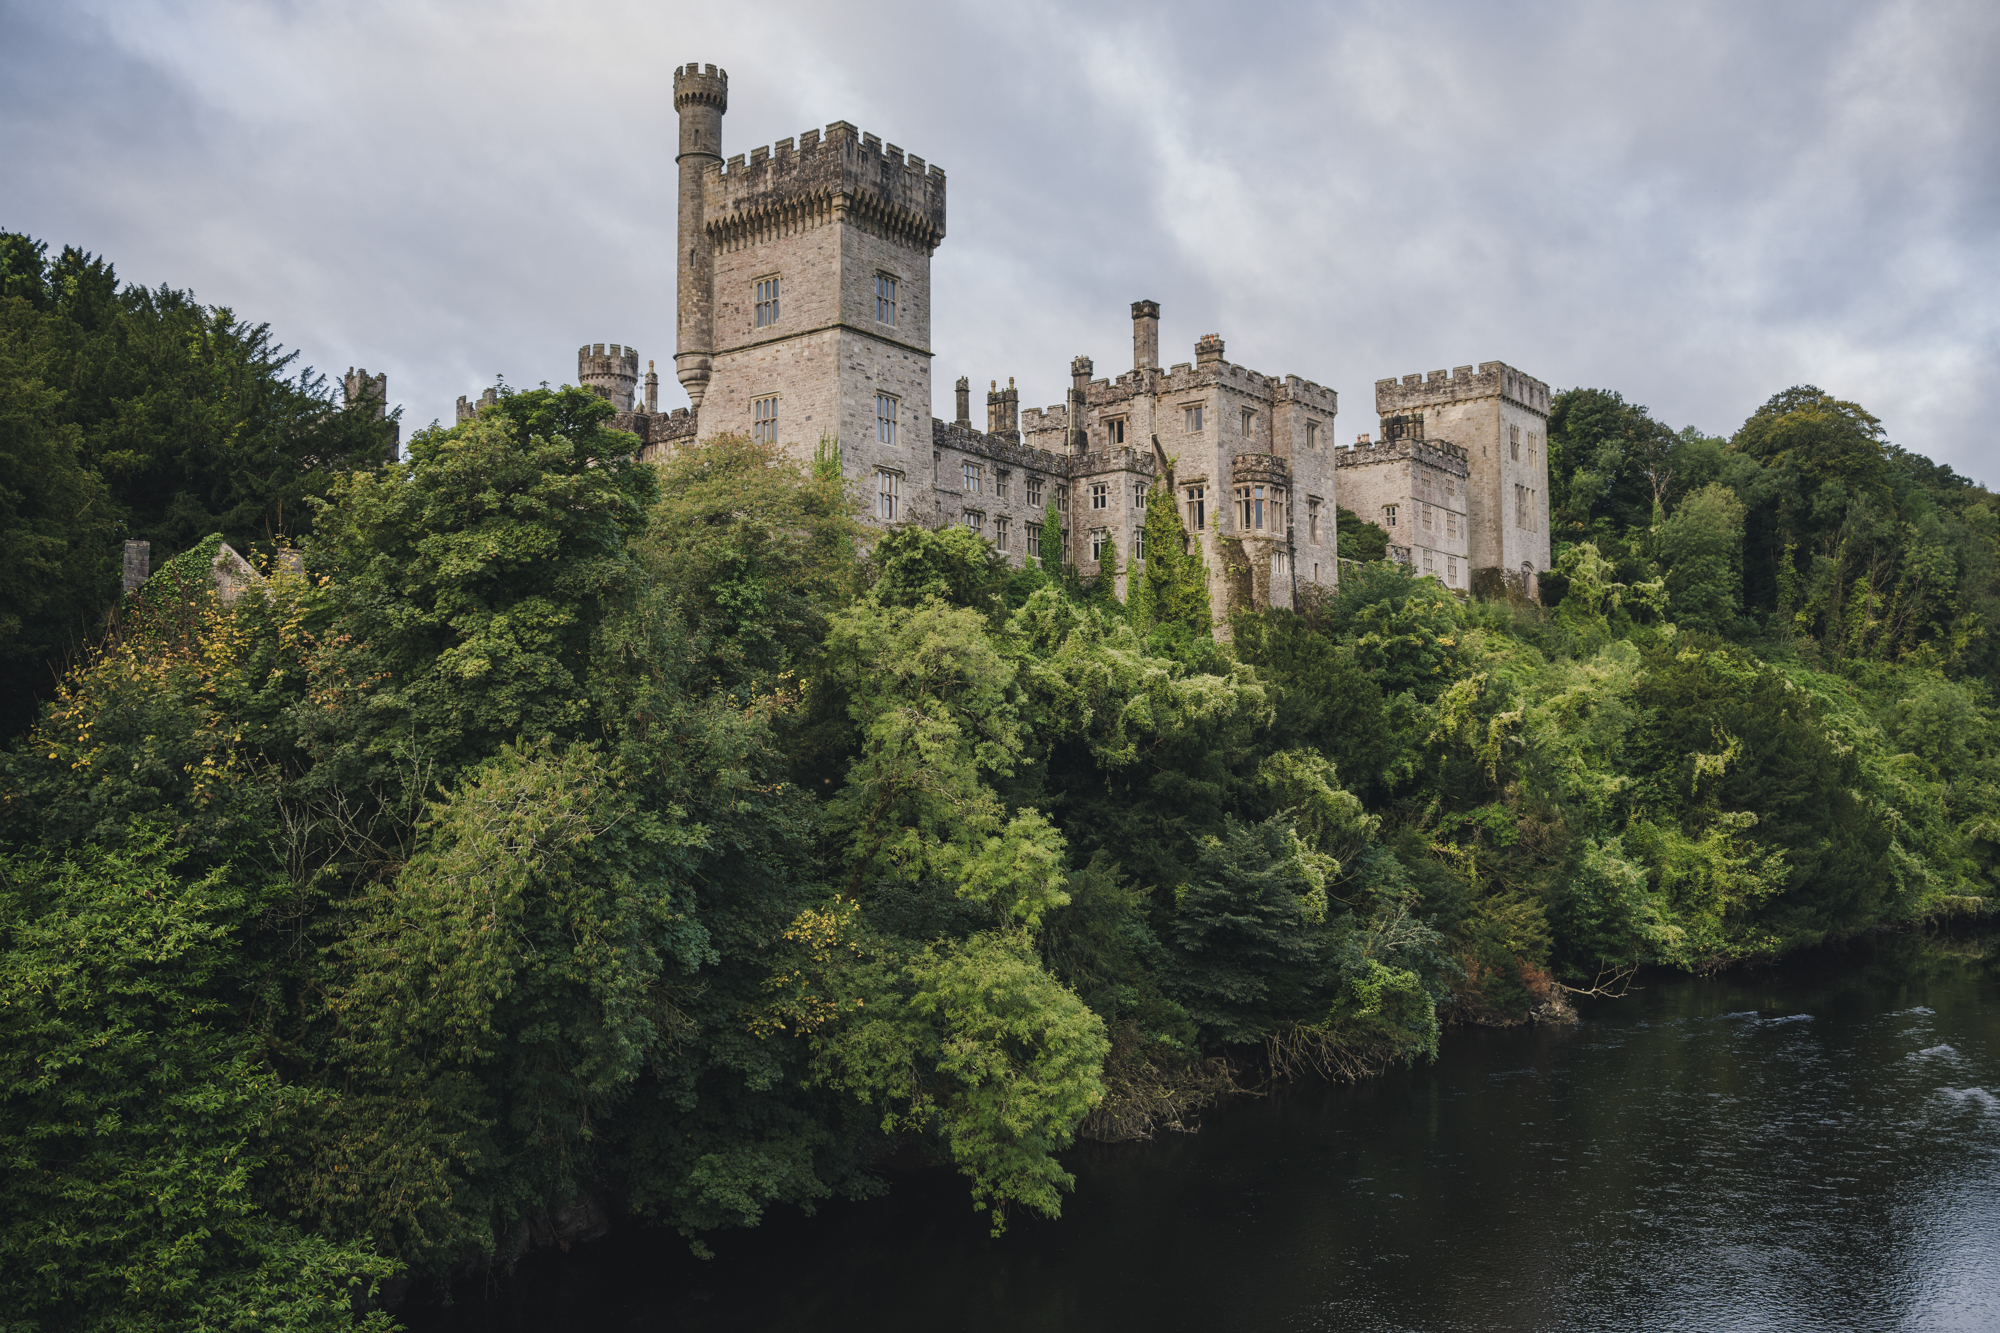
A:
<box><xmin>3</xmin><ymin>0</ymin><xmax>1994</xmax><ymax>479</ymax></box>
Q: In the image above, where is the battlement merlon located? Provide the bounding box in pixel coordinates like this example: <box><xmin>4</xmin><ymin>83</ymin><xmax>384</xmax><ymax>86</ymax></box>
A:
<box><xmin>1375</xmin><ymin>362</ymin><xmax>1550</xmax><ymax>417</ymax></box>
<box><xmin>671</xmin><ymin>63</ymin><xmax>728</xmax><ymax>114</ymax></box>
<box><xmin>1334</xmin><ymin>436</ymin><xmax>1472</xmax><ymax>474</ymax></box>
<box><xmin>703</xmin><ymin>121</ymin><xmax>946</xmax><ymax>252</ymax></box>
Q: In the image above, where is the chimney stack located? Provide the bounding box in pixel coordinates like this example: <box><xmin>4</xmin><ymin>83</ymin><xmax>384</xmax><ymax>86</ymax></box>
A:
<box><xmin>1195</xmin><ymin>333</ymin><xmax>1225</xmax><ymax>366</ymax></box>
<box><xmin>955</xmin><ymin>375</ymin><xmax>970</xmax><ymax>426</ymax></box>
<box><xmin>1131</xmin><ymin>300</ymin><xmax>1159</xmax><ymax>370</ymax></box>
<box><xmin>1070</xmin><ymin>356</ymin><xmax>1092</xmax><ymax>455</ymax></box>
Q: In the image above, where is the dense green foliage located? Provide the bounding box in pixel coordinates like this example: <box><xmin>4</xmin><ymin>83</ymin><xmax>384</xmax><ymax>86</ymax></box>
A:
<box><xmin>0</xmin><ymin>231</ymin><xmax>398</xmax><ymax>738</ymax></box>
<box><xmin>2</xmin><ymin>244</ymin><xmax>1996</xmax><ymax>1329</ymax></box>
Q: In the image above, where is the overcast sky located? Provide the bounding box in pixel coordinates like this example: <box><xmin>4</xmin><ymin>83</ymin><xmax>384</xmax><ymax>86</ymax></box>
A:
<box><xmin>5</xmin><ymin>0</ymin><xmax>1997</xmax><ymax>482</ymax></box>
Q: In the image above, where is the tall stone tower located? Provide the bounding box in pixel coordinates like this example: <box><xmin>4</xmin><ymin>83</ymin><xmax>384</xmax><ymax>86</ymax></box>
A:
<box><xmin>1375</xmin><ymin>363</ymin><xmax>1551</xmax><ymax>594</ymax></box>
<box><xmin>578</xmin><ymin>343</ymin><xmax>639</xmax><ymax>410</ymax></box>
<box><xmin>669</xmin><ymin>62</ymin><xmax>947</xmax><ymax>481</ymax></box>
<box><xmin>673</xmin><ymin>63</ymin><xmax>727</xmax><ymax>410</ymax></box>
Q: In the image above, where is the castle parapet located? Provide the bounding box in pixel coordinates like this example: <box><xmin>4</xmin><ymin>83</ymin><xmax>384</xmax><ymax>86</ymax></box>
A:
<box><xmin>1375</xmin><ymin>361</ymin><xmax>1550</xmax><ymax>415</ymax></box>
<box><xmin>1334</xmin><ymin>435</ymin><xmax>1470</xmax><ymax>475</ymax></box>
<box><xmin>704</xmin><ymin>120</ymin><xmax>946</xmax><ymax>253</ymax></box>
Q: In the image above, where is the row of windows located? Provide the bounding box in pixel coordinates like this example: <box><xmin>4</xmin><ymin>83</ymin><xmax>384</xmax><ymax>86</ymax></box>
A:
<box><xmin>1507</xmin><ymin>425</ymin><xmax>1541</xmax><ymax>462</ymax></box>
<box><xmin>1083</xmin><ymin>405</ymin><xmax>1322</xmax><ymax>446</ymax></box>
<box><xmin>746</xmin><ymin>274</ymin><xmax>900</xmax><ymax>331</ymax></box>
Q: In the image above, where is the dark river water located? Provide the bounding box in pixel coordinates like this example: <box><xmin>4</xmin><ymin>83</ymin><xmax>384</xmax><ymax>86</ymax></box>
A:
<box><xmin>409</xmin><ymin>932</ymin><xmax>2000</xmax><ymax>1332</ymax></box>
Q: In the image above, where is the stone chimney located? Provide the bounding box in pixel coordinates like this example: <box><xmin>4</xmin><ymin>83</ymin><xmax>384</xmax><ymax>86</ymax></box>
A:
<box><xmin>1131</xmin><ymin>299</ymin><xmax>1159</xmax><ymax>370</ymax></box>
<box><xmin>1070</xmin><ymin>356</ymin><xmax>1092</xmax><ymax>454</ymax></box>
<box><xmin>1195</xmin><ymin>333</ymin><xmax>1225</xmax><ymax>366</ymax></box>
<box><xmin>645</xmin><ymin>360</ymin><xmax>659</xmax><ymax>414</ymax></box>
<box><xmin>987</xmin><ymin>378</ymin><xmax>1019</xmax><ymax>433</ymax></box>
<box><xmin>955</xmin><ymin>375</ymin><xmax>970</xmax><ymax>426</ymax></box>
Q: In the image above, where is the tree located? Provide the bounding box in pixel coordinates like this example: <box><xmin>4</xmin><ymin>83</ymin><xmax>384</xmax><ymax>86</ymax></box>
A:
<box><xmin>1656</xmin><ymin>482</ymin><xmax>1746</xmax><ymax>635</ymax></box>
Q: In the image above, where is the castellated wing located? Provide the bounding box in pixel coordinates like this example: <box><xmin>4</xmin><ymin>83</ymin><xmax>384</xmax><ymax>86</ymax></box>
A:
<box><xmin>453</xmin><ymin>63</ymin><xmax>1554</xmax><ymax>623</ymax></box>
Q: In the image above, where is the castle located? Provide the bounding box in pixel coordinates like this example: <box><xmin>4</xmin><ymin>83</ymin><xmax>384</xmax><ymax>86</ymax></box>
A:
<box><xmin>434</xmin><ymin>63</ymin><xmax>1554</xmax><ymax>613</ymax></box>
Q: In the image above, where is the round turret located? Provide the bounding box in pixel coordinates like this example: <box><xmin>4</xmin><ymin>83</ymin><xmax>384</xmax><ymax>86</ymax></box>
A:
<box><xmin>673</xmin><ymin>62</ymin><xmax>727</xmax><ymax>163</ymax></box>
<box><xmin>578</xmin><ymin>343</ymin><xmax>640</xmax><ymax>411</ymax></box>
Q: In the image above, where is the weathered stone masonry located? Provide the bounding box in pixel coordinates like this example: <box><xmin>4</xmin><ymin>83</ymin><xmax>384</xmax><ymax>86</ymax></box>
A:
<box><xmin>447</xmin><ymin>62</ymin><xmax>1555</xmax><ymax>615</ymax></box>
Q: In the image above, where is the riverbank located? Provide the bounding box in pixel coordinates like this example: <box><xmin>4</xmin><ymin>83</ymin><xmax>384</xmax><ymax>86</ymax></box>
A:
<box><xmin>403</xmin><ymin>929</ymin><xmax>2000</xmax><ymax>1332</ymax></box>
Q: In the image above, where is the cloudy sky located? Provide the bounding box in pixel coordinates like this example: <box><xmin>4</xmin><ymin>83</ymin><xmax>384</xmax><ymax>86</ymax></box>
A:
<box><xmin>6</xmin><ymin>0</ymin><xmax>1997</xmax><ymax>481</ymax></box>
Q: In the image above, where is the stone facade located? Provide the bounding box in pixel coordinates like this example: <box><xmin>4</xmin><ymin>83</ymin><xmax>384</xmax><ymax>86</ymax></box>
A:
<box><xmin>1014</xmin><ymin>322</ymin><xmax>1342</xmax><ymax>611</ymax></box>
<box><xmin>1374</xmin><ymin>363</ymin><xmax>1551</xmax><ymax>594</ymax></box>
<box><xmin>448</xmin><ymin>63</ymin><xmax>1555</xmax><ymax>619</ymax></box>
<box><xmin>1334</xmin><ymin>430</ymin><xmax>1471</xmax><ymax>590</ymax></box>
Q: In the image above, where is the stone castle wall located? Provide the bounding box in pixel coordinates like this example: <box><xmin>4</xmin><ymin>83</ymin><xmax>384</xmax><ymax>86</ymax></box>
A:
<box><xmin>1376</xmin><ymin>363</ymin><xmax>1550</xmax><ymax>588</ymax></box>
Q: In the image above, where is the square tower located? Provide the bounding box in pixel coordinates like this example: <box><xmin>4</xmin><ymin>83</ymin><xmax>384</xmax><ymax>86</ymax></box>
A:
<box><xmin>1375</xmin><ymin>363</ymin><xmax>1550</xmax><ymax>593</ymax></box>
<box><xmin>672</xmin><ymin>65</ymin><xmax>946</xmax><ymax>483</ymax></box>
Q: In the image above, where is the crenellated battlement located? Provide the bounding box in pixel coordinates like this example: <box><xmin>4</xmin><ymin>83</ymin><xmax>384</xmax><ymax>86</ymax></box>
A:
<box><xmin>578</xmin><ymin>343</ymin><xmax>640</xmax><ymax>410</ymax></box>
<box><xmin>671</xmin><ymin>63</ymin><xmax>728</xmax><ymax>112</ymax></box>
<box><xmin>1334</xmin><ymin>435</ymin><xmax>1470</xmax><ymax>475</ymax></box>
<box><xmin>704</xmin><ymin>120</ymin><xmax>946</xmax><ymax>253</ymax></box>
<box><xmin>1375</xmin><ymin>361</ymin><xmax>1550</xmax><ymax>416</ymax></box>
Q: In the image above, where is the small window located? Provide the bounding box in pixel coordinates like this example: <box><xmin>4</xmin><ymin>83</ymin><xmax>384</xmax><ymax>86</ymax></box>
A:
<box><xmin>1446</xmin><ymin>511</ymin><xmax>1459</xmax><ymax>539</ymax></box>
<box><xmin>1027</xmin><ymin>522</ymin><xmax>1042</xmax><ymax>557</ymax></box>
<box><xmin>1184</xmin><ymin>485</ymin><xmax>1206</xmax><ymax>531</ymax></box>
<box><xmin>1241</xmin><ymin>408</ymin><xmax>1256</xmax><ymax>436</ymax></box>
<box><xmin>1422</xmin><ymin>504</ymin><xmax>1433</xmax><ymax>533</ymax></box>
<box><xmin>1091</xmin><ymin>482</ymin><xmax>1108</xmax><ymax>510</ymax></box>
<box><xmin>1515</xmin><ymin>483</ymin><xmax>1525</xmax><ymax>528</ymax></box>
<box><xmin>964</xmin><ymin>461</ymin><xmax>982</xmax><ymax>495</ymax></box>
<box><xmin>1423</xmin><ymin>547</ymin><xmax>1435</xmax><ymax>572</ymax></box>
<box><xmin>1445</xmin><ymin>475</ymin><xmax>1456</xmax><ymax>499</ymax></box>
<box><xmin>1307</xmin><ymin>497</ymin><xmax>1321</xmax><ymax>544</ymax></box>
<box><xmin>877</xmin><ymin>469</ymin><xmax>901</xmax><ymax>521</ymax></box>
<box><xmin>876</xmin><ymin>273</ymin><xmax>898</xmax><ymax>325</ymax></box>
<box><xmin>1448</xmin><ymin>556</ymin><xmax>1458</xmax><ymax>582</ymax></box>
<box><xmin>1090</xmin><ymin>529</ymin><xmax>1108</xmax><ymax>561</ymax></box>
<box><xmin>1509</xmin><ymin>424</ymin><xmax>1521</xmax><ymax>461</ymax></box>
<box><xmin>1384</xmin><ymin>503</ymin><xmax>1398</xmax><ymax>528</ymax></box>
<box><xmin>1306</xmin><ymin>420</ymin><xmax>1320</xmax><ymax>449</ymax></box>
<box><xmin>877</xmin><ymin>394</ymin><xmax>898</xmax><ymax>445</ymax></box>
<box><xmin>755</xmin><ymin>276</ymin><xmax>780</xmax><ymax>328</ymax></box>
<box><xmin>1026</xmin><ymin>475</ymin><xmax>1044</xmax><ymax>507</ymax></box>
<box><xmin>1134</xmin><ymin>525</ymin><xmax>1145</xmax><ymax>562</ymax></box>
<box><xmin>1529</xmin><ymin>432</ymin><xmax>1540</xmax><ymax>461</ymax></box>
<box><xmin>963</xmin><ymin>510</ymin><xmax>984</xmax><ymax>533</ymax></box>
<box><xmin>1106</xmin><ymin>417</ymin><xmax>1126</xmax><ymax>446</ymax></box>
<box><xmin>1183</xmin><ymin>403</ymin><xmax>1205</xmax><ymax>433</ymax></box>
<box><xmin>995</xmin><ymin>516</ymin><xmax>1011</xmax><ymax>550</ymax></box>
<box><xmin>996</xmin><ymin>470</ymin><xmax>1011</xmax><ymax>501</ymax></box>
<box><xmin>1056</xmin><ymin>485</ymin><xmax>1068</xmax><ymax>514</ymax></box>
<box><xmin>752</xmin><ymin>395</ymin><xmax>779</xmax><ymax>443</ymax></box>
<box><xmin>1133</xmin><ymin>483</ymin><xmax>1148</xmax><ymax>509</ymax></box>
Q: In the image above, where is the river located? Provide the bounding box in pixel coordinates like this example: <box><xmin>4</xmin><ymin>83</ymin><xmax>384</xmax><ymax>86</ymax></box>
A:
<box><xmin>406</xmin><ymin>932</ymin><xmax>2000</xmax><ymax>1331</ymax></box>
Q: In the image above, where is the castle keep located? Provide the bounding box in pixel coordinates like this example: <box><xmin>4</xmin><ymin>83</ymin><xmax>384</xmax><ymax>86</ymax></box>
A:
<box><xmin>445</xmin><ymin>63</ymin><xmax>1554</xmax><ymax>613</ymax></box>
